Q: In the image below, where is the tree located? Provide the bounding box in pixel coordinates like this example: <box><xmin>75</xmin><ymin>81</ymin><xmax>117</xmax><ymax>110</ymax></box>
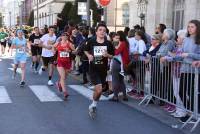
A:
<box><xmin>60</xmin><ymin>0</ymin><xmax>100</xmax><ymax>26</ymax></box>
<box><xmin>28</xmin><ymin>10</ymin><xmax>34</xmax><ymax>27</ymax></box>
<box><xmin>90</xmin><ymin>0</ymin><xmax>101</xmax><ymax>27</ymax></box>
<box><xmin>60</xmin><ymin>2</ymin><xmax>73</xmax><ymax>24</ymax></box>
<box><xmin>68</xmin><ymin>0</ymin><xmax>81</xmax><ymax>24</ymax></box>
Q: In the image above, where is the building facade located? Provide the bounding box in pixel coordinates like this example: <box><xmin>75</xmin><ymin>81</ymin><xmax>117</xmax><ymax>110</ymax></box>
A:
<box><xmin>105</xmin><ymin>0</ymin><xmax>130</xmax><ymax>32</ymax></box>
<box><xmin>129</xmin><ymin>0</ymin><xmax>200</xmax><ymax>34</ymax></box>
<box><xmin>33</xmin><ymin>0</ymin><xmax>74</xmax><ymax>28</ymax></box>
<box><xmin>21</xmin><ymin>0</ymin><xmax>33</xmax><ymax>25</ymax></box>
<box><xmin>2</xmin><ymin>0</ymin><xmax>19</xmax><ymax>27</ymax></box>
<box><xmin>106</xmin><ymin>0</ymin><xmax>200</xmax><ymax>34</ymax></box>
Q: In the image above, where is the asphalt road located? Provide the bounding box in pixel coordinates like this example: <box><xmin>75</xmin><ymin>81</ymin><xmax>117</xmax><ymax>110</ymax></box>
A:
<box><xmin>0</xmin><ymin>55</ymin><xmax>184</xmax><ymax>134</ymax></box>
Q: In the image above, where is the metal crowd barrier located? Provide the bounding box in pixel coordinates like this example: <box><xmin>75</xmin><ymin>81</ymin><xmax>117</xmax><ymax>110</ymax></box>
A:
<box><xmin>129</xmin><ymin>56</ymin><xmax>200</xmax><ymax>132</ymax></box>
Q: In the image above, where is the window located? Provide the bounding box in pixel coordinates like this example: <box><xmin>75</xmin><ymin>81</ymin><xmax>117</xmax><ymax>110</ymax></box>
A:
<box><xmin>122</xmin><ymin>3</ymin><xmax>129</xmax><ymax>26</ymax></box>
<box><xmin>172</xmin><ymin>0</ymin><xmax>185</xmax><ymax>31</ymax></box>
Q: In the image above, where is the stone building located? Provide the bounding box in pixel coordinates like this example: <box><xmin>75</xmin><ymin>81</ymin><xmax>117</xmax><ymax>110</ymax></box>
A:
<box><xmin>32</xmin><ymin>0</ymin><xmax>74</xmax><ymax>28</ymax></box>
<box><xmin>105</xmin><ymin>0</ymin><xmax>130</xmax><ymax>32</ymax></box>
<box><xmin>106</xmin><ymin>0</ymin><xmax>200</xmax><ymax>34</ymax></box>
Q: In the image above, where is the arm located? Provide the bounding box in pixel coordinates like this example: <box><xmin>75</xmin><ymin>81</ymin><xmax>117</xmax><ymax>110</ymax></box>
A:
<box><xmin>187</xmin><ymin>53</ymin><xmax>200</xmax><ymax>60</ymax></box>
<box><xmin>115</xmin><ymin>42</ymin><xmax>124</xmax><ymax>55</ymax></box>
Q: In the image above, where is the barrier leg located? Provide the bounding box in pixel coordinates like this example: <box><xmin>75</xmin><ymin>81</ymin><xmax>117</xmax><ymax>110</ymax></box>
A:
<box><xmin>191</xmin><ymin>117</ymin><xmax>200</xmax><ymax>132</ymax></box>
<box><xmin>181</xmin><ymin>115</ymin><xmax>193</xmax><ymax>129</ymax></box>
<box><xmin>139</xmin><ymin>95</ymin><xmax>152</xmax><ymax>106</ymax></box>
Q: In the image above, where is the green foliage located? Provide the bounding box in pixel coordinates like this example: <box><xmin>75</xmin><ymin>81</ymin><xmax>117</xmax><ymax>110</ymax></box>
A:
<box><xmin>60</xmin><ymin>0</ymin><xmax>100</xmax><ymax>26</ymax></box>
<box><xmin>60</xmin><ymin>2</ymin><xmax>73</xmax><ymax>22</ymax></box>
<box><xmin>90</xmin><ymin>0</ymin><xmax>100</xmax><ymax>27</ymax></box>
<box><xmin>68</xmin><ymin>0</ymin><xmax>81</xmax><ymax>24</ymax></box>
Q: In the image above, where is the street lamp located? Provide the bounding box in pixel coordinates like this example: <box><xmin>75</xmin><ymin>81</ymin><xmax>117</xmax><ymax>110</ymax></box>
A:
<box><xmin>9</xmin><ymin>11</ymin><xmax>11</xmax><ymax>28</ymax></box>
<box><xmin>137</xmin><ymin>0</ymin><xmax>148</xmax><ymax>27</ymax></box>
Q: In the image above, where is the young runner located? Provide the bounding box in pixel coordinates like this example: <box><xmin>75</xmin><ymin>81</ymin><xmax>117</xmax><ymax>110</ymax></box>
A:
<box><xmin>39</xmin><ymin>26</ymin><xmax>57</xmax><ymax>86</ymax></box>
<box><xmin>84</xmin><ymin>23</ymin><xmax>114</xmax><ymax>118</ymax></box>
<box><xmin>29</xmin><ymin>27</ymin><xmax>42</xmax><ymax>73</ymax></box>
<box><xmin>12</xmin><ymin>30</ymin><xmax>28</xmax><ymax>87</ymax></box>
<box><xmin>53</xmin><ymin>32</ymin><xmax>75</xmax><ymax>100</ymax></box>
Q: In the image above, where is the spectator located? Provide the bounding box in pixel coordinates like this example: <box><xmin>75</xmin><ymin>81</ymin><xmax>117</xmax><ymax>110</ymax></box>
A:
<box><xmin>135</xmin><ymin>30</ymin><xmax>147</xmax><ymax>55</ymax></box>
<box><xmin>110</xmin><ymin>31</ymin><xmax>130</xmax><ymax>102</ymax></box>
<box><xmin>143</xmin><ymin>34</ymin><xmax>162</xmax><ymax>57</ymax></box>
<box><xmin>155</xmin><ymin>23</ymin><xmax>166</xmax><ymax>34</ymax></box>
<box><xmin>178</xmin><ymin>20</ymin><xmax>200</xmax><ymax>122</ymax></box>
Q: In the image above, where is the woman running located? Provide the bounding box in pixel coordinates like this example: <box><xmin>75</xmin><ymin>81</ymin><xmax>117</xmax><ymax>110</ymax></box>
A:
<box><xmin>12</xmin><ymin>30</ymin><xmax>28</xmax><ymax>87</ymax></box>
<box><xmin>53</xmin><ymin>32</ymin><xmax>75</xmax><ymax>100</ymax></box>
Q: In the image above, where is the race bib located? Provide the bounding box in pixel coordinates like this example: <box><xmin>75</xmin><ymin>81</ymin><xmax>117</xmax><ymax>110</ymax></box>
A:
<box><xmin>60</xmin><ymin>51</ymin><xmax>69</xmax><ymax>58</ymax></box>
<box><xmin>17</xmin><ymin>47</ymin><xmax>25</xmax><ymax>54</ymax></box>
<box><xmin>34</xmin><ymin>39</ymin><xmax>40</xmax><ymax>45</ymax></box>
<box><xmin>93</xmin><ymin>46</ymin><xmax>107</xmax><ymax>57</ymax></box>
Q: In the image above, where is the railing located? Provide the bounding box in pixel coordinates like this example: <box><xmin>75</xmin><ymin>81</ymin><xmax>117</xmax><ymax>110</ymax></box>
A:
<box><xmin>128</xmin><ymin>56</ymin><xmax>200</xmax><ymax>132</ymax></box>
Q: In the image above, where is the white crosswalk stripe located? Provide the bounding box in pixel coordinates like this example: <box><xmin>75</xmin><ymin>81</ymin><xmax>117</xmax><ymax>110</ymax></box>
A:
<box><xmin>68</xmin><ymin>85</ymin><xmax>113</xmax><ymax>101</ymax></box>
<box><xmin>0</xmin><ymin>86</ymin><xmax>12</xmax><ymax>103</ymax></box>
<box><xmin>0</xmin><ymin>84</ymin><xmax>112</xmax><ymax>104</ymax></box>
<box><xmin>29</xmin><ymin>85</ymin><xmax>63</xmax><ymax>102</ymax></box>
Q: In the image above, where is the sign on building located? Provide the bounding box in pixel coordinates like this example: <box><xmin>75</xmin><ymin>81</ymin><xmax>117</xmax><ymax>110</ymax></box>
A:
<box><xmin>78</xmin><ymin>2</ymin><xmax>87</xmax><ymax>16</ymax></box>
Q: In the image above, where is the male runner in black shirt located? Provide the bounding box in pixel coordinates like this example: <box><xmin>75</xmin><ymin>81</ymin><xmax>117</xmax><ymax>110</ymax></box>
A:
<box><xmin>29</xmin><ymin>27</ymin><xmax>42</xmax><ymax>73</ymax></box>
<box><xmin>84</xmin><ymin>23</ymin><xmax>114</xmax><ymax>118</ymax></box>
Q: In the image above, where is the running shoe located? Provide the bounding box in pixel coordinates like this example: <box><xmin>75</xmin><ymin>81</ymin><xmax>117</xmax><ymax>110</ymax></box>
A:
<box><xmin>19</xmin><ymin>81</ymin><xmax>25</xmax><ymax>87</ymax></box>
<box><xmin>48</xmin><ymin>80</ymin><xmax>54</xmax><ymax>86</ymax></box>
<box><xmin>89</xmin><ymin>105</ymin><xmax>97</xmax><ymax>119</ymax></box>
<box><xmin>34</xmin><ymin>69</ymin><xmax>38</xmax><ymax>74</ymax></box>
<box><xmin>119</xmin><ymin>71</ymin><xmax>125</xmax><ymax>77</ymax></box>
<box><xmin>63</xmin><ymin>92</ymin><xmax>69</xmax><ymax>100</ymax></box>
<box><xmin>38</xmin><ymin>67</ymin><xmax>43</xmax><ymax>75</ymax></box>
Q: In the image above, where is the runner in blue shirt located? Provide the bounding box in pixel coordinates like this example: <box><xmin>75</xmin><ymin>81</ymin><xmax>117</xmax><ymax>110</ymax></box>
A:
<box><xmin>12</xmin><ymin>30</ymin><xmax>28</xmax><ymax>87</ymax></box>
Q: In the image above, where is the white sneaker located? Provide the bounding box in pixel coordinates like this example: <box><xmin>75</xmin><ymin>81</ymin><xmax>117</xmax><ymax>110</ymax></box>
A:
<box><xmin>38</xmin><ymin>67</ymin><xmax>43</xmax><ymax>75</ymax></box>
<box><xmin>48</xmin><ymin>80</ymin><xmax>54</xmax><ymax>86</ymax></box>
<box><xmin>119</xmin><ymin>71</ymin><xmax>125</xmax><ymax>77</ymax></box>
<box><xmin>89</xmin><ymin>105</ymin><xmax>97</xmax><ymax>119</ymax></box>
<box><xmin>34</xmin><ymin>69</ymin><xmax>38</xmax><ymax>74</ymax></box>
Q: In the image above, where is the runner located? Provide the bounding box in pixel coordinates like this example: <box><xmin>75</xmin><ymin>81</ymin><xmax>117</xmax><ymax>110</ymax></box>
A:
<box><xmin>7</xmin><ymin>32</ymin><xmax>15</xmax><ymax>56</ymax></box>
<box><xmin>29</xmin><ymin>27</ymin><xmax>42</xmax><ymax>73</ymax></box>
<box><xmin>11</xmin><ymin>30</ymin><xmax>28</xmax><ymax>87</ymax></box>
<box><xmin>53</xmin><ymin>32</ymin><xmax>75</xmax><ymax>100</ymax></box>
<box><xmin>39</xmin><ymin>26</ymin><xmax>57</xmax><ymax>86</ymax></box>
<box><xmin>84</xmin><ymin>23</ymin><xmax>114</xmax><ymax>118</ymax></box>
<box><xmin>0</xmin><ymin>28</ymin><xmax>8</xmax><ymax>56</ymax></box>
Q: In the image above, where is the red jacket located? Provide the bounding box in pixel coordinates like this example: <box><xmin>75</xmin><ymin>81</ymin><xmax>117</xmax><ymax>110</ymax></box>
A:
<box><xmin>115</xmin><ymin>41</ymin><xmax>130</xmax><ymax>66</ymax></box>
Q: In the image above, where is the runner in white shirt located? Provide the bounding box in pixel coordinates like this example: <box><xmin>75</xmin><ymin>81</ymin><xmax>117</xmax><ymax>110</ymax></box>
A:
<box><xmin>38</xmin><ymin>26</ymin><xmax>57</xmax><ymax>86</ymax></box>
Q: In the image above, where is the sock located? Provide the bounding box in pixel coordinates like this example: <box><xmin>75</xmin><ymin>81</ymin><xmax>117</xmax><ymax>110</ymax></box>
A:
<box><xmin>49</xmin><ymin>76</ymin><xmax>52</xmax><ymax>80</ymax></box>
<box><xmin>35</xmin><ymin>62</ymin><xmax>39</xmax><ymax>70</ymax></box>
<box><xmin>91</xmin><ymin>101</ymin><xmax>97</xmax><ymax>107</ymax></box>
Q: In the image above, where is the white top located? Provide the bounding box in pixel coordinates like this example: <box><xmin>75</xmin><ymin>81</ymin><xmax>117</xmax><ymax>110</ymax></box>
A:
<box><xmin>136</xmin><ymin>40</ymin><xmax>147</xmax><ymax>54</ymax></box>
<box><xmin>40</xmin><ymin>34</ymin><xmax>56</xmax><ymax>57</ymax></box>
<box><xmin>128</xmin><ymin>37</ymin><xmax>138</xmax><ymax>54</ymax></box>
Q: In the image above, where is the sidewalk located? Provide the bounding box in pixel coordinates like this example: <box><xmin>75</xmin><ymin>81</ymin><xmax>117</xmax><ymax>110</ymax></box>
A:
<box><xmin>69</xmin><ymin>73</ymin><xmax>200</xmax><ymax>134</ymax></box>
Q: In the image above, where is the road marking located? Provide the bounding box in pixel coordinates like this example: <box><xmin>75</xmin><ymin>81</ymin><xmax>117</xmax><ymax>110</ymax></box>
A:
<box><xmin>0</xmin><ymin>86</ymin><xmax>12</xmax><ymax>103</ymax></box>
<box><xmin>29</xmin><ymin>85</ymin><xmax>63</xmax><ymax>102</ymax></box>
<box><xmin>68</xmin><ymin>85</ymin><xmax>113</xmax><ymax>101</ymax></box>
